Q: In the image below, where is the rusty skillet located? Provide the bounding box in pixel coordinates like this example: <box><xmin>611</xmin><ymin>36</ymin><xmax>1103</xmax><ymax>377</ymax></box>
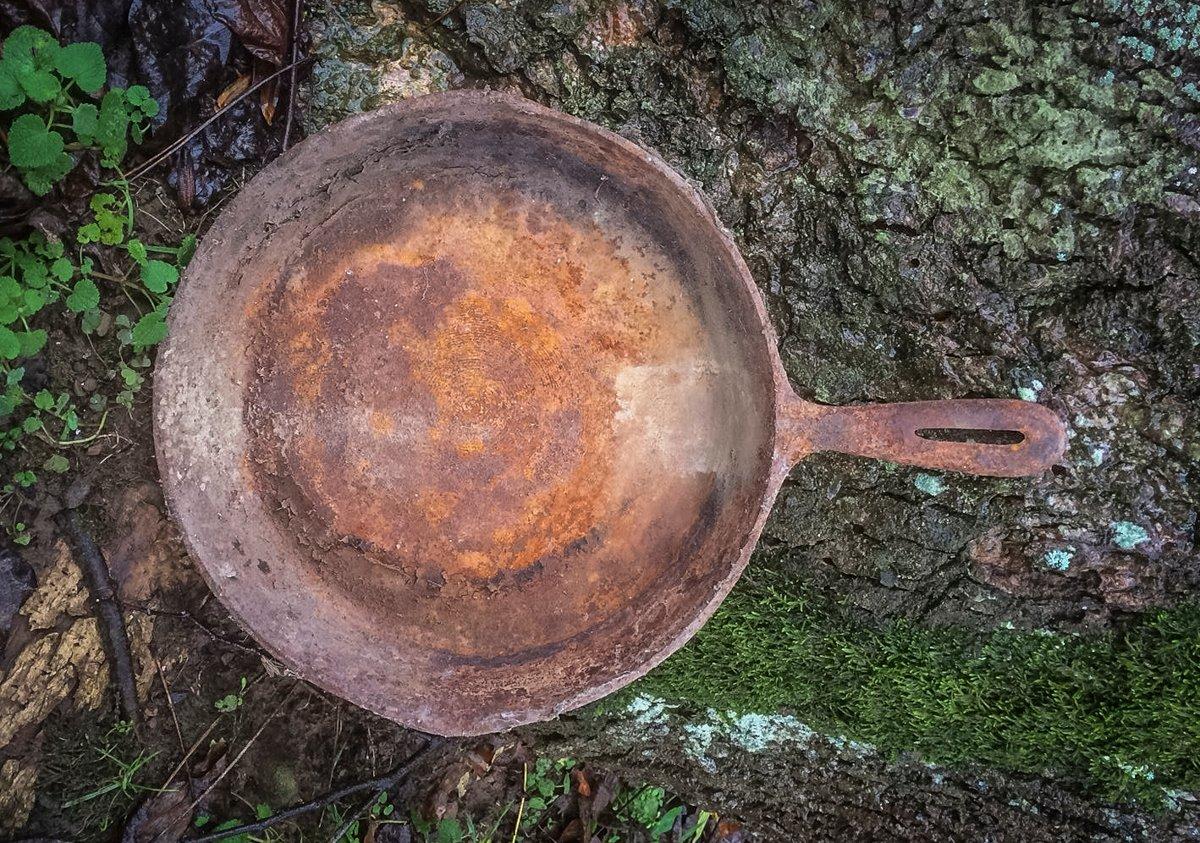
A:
<box><xmin>154</xmin><ymin>91</ymin><xmax>1066</xmax><ymax>736</ymax></box>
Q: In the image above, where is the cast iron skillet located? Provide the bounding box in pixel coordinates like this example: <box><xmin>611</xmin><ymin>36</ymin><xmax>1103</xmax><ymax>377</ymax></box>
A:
<box><xmin>154</xmin><ymin>91</ymin><xmax>1066</xmax><ymax>735</ymax></box>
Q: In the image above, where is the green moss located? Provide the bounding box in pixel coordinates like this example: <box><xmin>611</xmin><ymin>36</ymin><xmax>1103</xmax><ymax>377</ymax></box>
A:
<box><xmin>634</xmin><ymin>563</ymin><xmax>1200</xmax><ymax>804</ymax></box>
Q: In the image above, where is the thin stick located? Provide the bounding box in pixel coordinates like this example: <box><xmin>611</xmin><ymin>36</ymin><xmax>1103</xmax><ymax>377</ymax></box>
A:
<box><xmin>187</xmin><ymin>738</ymin><xmax>445</xmax><ymax>843</ymax></box>
<box><xmin>329</xmin><ymin>789</ymin><xmax>382</xmax><ymax>843</ymax></box>
<box><xmin>58</xmin><ymin>509</ymin><xmax>140</xmax><ymax>724</ymax></box>
<box><xmin>122</xmin><ymin>602</ymin><xmax>264</xmax><ymax>658</ymax></box>
<box><xmin>154</xmin><ymin>652</ymin><xmax>192</xmax><ymax>791</ymax></box>
<box><xmin>181</xmin><ymin>682</ymin><xmax>299</xmax><ymax>818</ymax></box>
<box><xmin>281</xmin><ymin>0</ymin><xmax>302</xmax><ymax>150</ymax></box>
<box><xmin>160</xmin><ymin>717</ymin><xmax>220</xmax><ymax>792</ymax></box>
<box><xmin>122</xmin><ymin>57</ymin><xmax>314</xmax><ymax>183</ymax></box>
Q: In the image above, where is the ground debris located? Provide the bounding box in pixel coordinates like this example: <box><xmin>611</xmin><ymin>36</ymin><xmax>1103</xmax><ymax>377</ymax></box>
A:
<box><xmin>0</xmin><ymin>0</ymin><xmax>302</xmax><ymax>210</ymax></box>
<box><xmin>0</xmin><ymin>541</ymin><xmax>154</xmax><ymax>831</ymax></box>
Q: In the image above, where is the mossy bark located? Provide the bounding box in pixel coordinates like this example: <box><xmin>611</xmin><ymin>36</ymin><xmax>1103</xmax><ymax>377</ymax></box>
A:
<box><xmin>307</xmin><ymin>0</ymin><xmax>1200</xmax><ymax>836</ymax></box>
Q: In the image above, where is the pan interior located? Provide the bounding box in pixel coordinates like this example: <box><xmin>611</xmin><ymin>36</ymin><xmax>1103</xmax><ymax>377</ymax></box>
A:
<box><xmin>159</xmin><ymin>95</ymin><xmax>778</xmax><ymax>733</ymax></box>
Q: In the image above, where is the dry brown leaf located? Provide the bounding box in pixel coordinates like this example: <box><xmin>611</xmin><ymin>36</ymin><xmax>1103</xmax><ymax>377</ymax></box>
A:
<box><xmin>714</xmin><ymin>818</ymin><xmax>747</xmax><ymax>842</ymax></box>
<box><xmin>216</xmin><ymin>74</ymin><xmax>252</xmax><ymax>110</ymax></box>
<box><xmin>571</xmin><ymin>767</ymin><xmax>592</xmax><ymax>798</ymax></box>
<box><xmin>557</xmin><ymin>817</ymin><xmax>584</xmax><ymax>843</ymax></box>
<box><xmin>259</xmin><ymin>73</ymin><xmax>279</xmax><ymax>124</ymax></box>
<box><xmin>121</xmin><ymin>787</ymin><xmax>191</xmax><ymax>843</ymax></box>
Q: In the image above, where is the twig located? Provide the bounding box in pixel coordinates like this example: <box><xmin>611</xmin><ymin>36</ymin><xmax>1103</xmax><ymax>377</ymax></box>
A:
<box><xmin>180</xmin><ymin>681</ymin><xmax>300</xmax><ymax>819</ymax></box>
<box><xmin>154</xmin><ymin>652</ymin><xmax>192</xmax><ymax>791</ymax></box>
<box><xmin>186</xmin><ymin>737</ymin><xmax>446</xmax><ymax>843</ymax></box>
<box><xmin>122</xmin><ymin>56</ymin><xmax>314</xmax><ymax>183</ymax></box>
<box><xmin>121</xmin><ymin>601</ymin><xmax>264</xmax><ymax>658</ymax></box>
<box><xmin>329</xmin><ymin>788</ymin><xmax>382</xmax><ymax>843</ymax></box>
<box><xmin>58</xmin><ymin>509</ymin><xmax>140</xmax><ymax>724</ymax></box>
<box><xmin>281</xmin><ymin>0</ymin><xmax>302</xmax><ymax>151</ymax></box>
<box><xmin>37</xmin><ymin>408</ymin><xmax>110</xmax><ymax>448</ymax></box>
<box><xmin>160</xmin><ymin>716</ymin><xmax>220</xmax><ymax>792</ymax></box>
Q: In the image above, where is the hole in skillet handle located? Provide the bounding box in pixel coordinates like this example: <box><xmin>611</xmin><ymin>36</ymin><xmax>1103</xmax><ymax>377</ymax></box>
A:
<box><xmin>915</xmin><ymin>427</ymin><xmax>1026</xmax><ymax>445</ymax></box>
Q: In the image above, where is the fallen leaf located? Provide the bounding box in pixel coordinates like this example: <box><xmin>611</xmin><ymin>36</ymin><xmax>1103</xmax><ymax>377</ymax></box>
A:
<box><xmin>259</xmin><ymin>75</ymin><xmax>277</xmax><ymax>124</ymax></box>
<box><xmin>211</xmin><ymin>0</ymin><xmax>291</xmax><ymax>65</ymax></box>
<box><xmin>714</xmin><ymin>818</ymin><xmax>747</xmax><ymax>842</ymax></box>
<box><xmin>590</xmin><ymin>774</ymin><xmax>616</xmax><ymax>818</ymax></box>
<box><xmin>558</xmin><ymin>817</ymin><xmax>583</xmax><ymax>843</ymax></box>
<box><xmin>216</xmin><ymin>73</ymin><xmax>252</xmax><ymax>109</ymax></box>
<box><xmin>571</xmin><ymin>767</ymin><xmax>592</xmax><ymax>798</ymax></box>
<box><xmin>121</xmin><ymin>787</ymin><xmax>190</xmax><ymax>843</ymax></box>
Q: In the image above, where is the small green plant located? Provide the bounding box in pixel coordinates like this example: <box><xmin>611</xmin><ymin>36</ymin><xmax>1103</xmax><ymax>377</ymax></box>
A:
<box><xmin>61</xmin><ymin>724</ymin><xmax>161</xmax><ymax>825</ymax></box>
<box><xmin>407</xmin><ymin>808</ymin><xmax>507</xmax><ymax>843</ymax></box>
<box><xmin>325</xmin><ymin>794</ymin><xmax>390</xmax><ymax>843</ymax></box>
<box><xmin>1</xmin><ymin>27</ymin><xmax>192</xmax><ymax>543</ymax></box>
<box><xmin>193</xmin><ymin>803</ymin><xmax>274</xmax><ymax>843</ymax></box>
<box><xmin>5</xmin><ymin>519</ymin><xmax>30</xmax><ymax>545</ymax></box>
<box><xmin>214</xmin><ymin>676</ymin><xmax>249</xmax><ymax>712</ymax></box>
<box><xmin>517</xmin><ymin>756</ymin><xmax>573</xmax><ymax>834</ymax></box>
<box><xmin>0</xmin><ymin>26</ymin><xmax>157</xmax><ymax>194</ymax></box>
<box><xmin>614</xmin><ymin>786</ymin><xmax>683</xmax><ymax>842</ymax></box>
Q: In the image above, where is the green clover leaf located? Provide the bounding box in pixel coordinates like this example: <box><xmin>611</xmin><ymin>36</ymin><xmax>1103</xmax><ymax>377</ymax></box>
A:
<box><xmin>0</xmin><ymin>326</ymin><xmax>19</xmax><ymax>359</ymax></box>
<box><xmin>49</xmin><ymin>257</ymin><xmax>72</xmax><ymax>282</ymax></box>
<box><xmin>18</xmin><ymin>67</ymin><xmax>59</xmax><ymax>103</ymax></box>
<box><xmin>7</xmin><ymin>113</ymin><xmax>64</xmax><ymax>168</ymax></box>
<box><xmin>65</xmin><ymin>278</ymin><xmax>99</xmax><ymax>312</ymax></box>
<box><xmin>72</xmin><ymin>102</ymin><xmax>98</xmax><ymax>143</ymax></box>
<box><xmin>3</xmin><ymin>26</ymin><xmax>57</xmax><ymax>65</ymax></box>
<box><xmin>131</xmin><ymin>310</ymin><xmax>167</xmax><ymax>347</ymax></box>
<box><xmin>77</xmin><ymin>222</ymin><xmax>101</xmax><ymax>244</ymax></box>
<box><xmin>0</xmin><ymin>63</ymin><xmax>24</xmax><ymax>110</ymax></box>
<box><xmin>141</xmin><ymin>259</ymin><xmax>178</xmax><ymax>293</ymax></box>
<box><xmin>125</xmin><ymin>84</ymin><xmax>159</xmax><ymax>117</ymax></box>
<box><xmin>54</xmin><ymin>41</ymin><xmax>106</xmax><ymax>93</ymax></box>
<box><xmin>21</xmin><ymin>288</ymin><xmax>45</xmax><ymax>316</ymax></box>
<box><xmin>17</xmin><ymin>328</ymin><xmax>46</xmax><ymax>356</ymax></box>
<box><xmin>125</xmin><ymin>238</ymin><xmax>147</xmax><ymax>265</ymax></box>
<box><xmin>79</xmin><ymin>307</ymin><xmax>101</xmax><ymax>335</ymax></box>
<box><xmin>96</xmin><ymin>89</ymin><xmax>129</xmax><ymax>166</ymax></box>
<box><xmin>21</xmin><ymin>151</ymin><xmax>73</xmax><ymax>196</ymax></box>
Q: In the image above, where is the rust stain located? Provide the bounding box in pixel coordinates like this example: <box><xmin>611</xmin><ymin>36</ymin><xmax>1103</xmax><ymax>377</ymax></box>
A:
<box><xmin>243</xmin><ymin>179</ymin><xmax>736</xmax><ymax>644</ymax></box>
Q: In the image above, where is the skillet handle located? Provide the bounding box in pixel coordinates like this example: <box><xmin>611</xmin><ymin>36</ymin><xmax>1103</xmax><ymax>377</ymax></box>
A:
<box><xmin>787</xmin><ymin>399</ymin><xmax>1067</xmax><ymax>478</ymax></box>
